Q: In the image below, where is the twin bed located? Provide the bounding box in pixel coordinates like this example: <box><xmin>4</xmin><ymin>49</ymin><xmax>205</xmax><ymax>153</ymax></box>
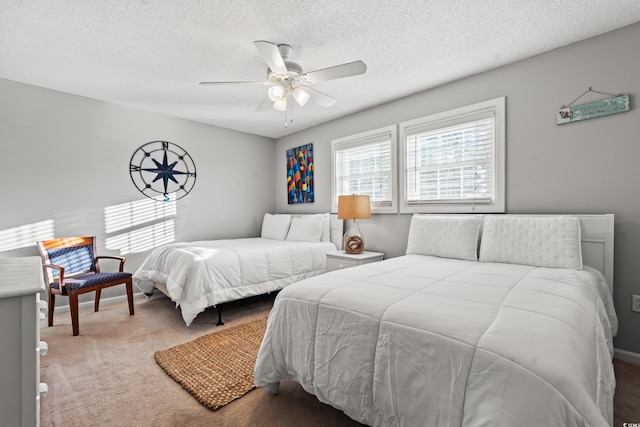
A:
<box><xmin>254</xmin><ymin>214</ymin><xmax>617</xmax><ymax>427</ymax></box>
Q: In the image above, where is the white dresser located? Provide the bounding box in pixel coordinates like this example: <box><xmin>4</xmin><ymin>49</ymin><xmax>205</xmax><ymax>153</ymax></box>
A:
<box><xmin>0</xmin><ymin>257</ymin><xmax>48</xmax><ymax>427</ymax></box>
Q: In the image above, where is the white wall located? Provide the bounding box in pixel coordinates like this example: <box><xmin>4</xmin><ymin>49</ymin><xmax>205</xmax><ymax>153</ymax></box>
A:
<box><xmin>274</xmin><ymin>22</ymin><xmax>640</xmax><ymax>354</ymax></box>
<box><xmin>0</xmin><ymin>78</ymin><xmax>275</xmax><ymax>302</ymax></box>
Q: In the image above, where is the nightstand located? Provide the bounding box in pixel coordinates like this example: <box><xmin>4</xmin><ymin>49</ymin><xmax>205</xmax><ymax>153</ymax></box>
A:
<box><xmin>326</xmin><ymin>250</ymin><xmax>384</xmax><ymax>272</ymax></box>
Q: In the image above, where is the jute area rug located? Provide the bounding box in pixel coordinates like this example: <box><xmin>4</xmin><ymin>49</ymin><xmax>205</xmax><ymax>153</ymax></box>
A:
<box><xmin>154</xmin><ymin>316</ymin><xmax>268</xmax><ymax>410</ymax></box>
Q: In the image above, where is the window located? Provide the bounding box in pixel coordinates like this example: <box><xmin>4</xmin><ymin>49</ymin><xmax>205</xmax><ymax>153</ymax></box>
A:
<box><xmin>331</xmin><ymin>125</ymin><xmax>397</xmax><ymax>214</ymax></box>
<box><xmin>399</xmin><ymin>97</ymin><xmax>505</xmax><ymax>213</ymax></box>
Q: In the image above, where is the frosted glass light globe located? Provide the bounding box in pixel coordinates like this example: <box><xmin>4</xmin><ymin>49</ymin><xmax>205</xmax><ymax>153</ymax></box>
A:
<box><xmin>268</xmin><ymin>85</ymin><xmax>285</xmax><ymax>102</ymax></box>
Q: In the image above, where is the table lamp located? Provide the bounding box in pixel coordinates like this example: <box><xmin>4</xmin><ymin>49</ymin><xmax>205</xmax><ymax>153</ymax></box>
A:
<box><xmin>337</xmin><ymin>195</ymin><xmax>371</xmax><ymax>254</ymax></box>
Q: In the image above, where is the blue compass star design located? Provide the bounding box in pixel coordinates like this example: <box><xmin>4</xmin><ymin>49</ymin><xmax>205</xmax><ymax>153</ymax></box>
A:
<box><xmin>130</xmin><ymin>141</ymin><xmax>197</xmax><ymax>202</ymax></box>
<box><xmin>142</xmin><ymin>150</ymin><xmax>187</xmax><ymax>195</ymax></box>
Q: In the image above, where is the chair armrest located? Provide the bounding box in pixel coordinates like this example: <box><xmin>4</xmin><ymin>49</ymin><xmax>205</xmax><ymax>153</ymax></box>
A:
<box><xmin>95</xmin><ymin>256</ymin><xmax>127</xmax><ymax>272</ymax></box>
<box><xmin>42</xmin><ymin>263</ymin><xmax>65</xmax><ymax>288</ymax></box>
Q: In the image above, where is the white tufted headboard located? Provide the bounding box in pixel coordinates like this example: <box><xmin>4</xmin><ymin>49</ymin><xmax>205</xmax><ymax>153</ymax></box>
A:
<box><xmin>488</xmin><ymin>214</ymin><xmax>615</xmax><ymax>294</ymax></box>
<box><xmin>575</xmin><ymin>214</ymin><xmax>614</xmax><ymax>293</ymax></box>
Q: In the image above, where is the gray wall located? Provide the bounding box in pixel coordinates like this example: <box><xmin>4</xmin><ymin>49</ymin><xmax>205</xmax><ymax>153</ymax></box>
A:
<box><xmin>0</xmin><ymin>78</ymin><xmax>276</xmax><ymax>302</ymax></box>
<box><xmin>274</xmin><ymin>22</ymin><xmax>640</xmax><ymax>354</ymax></box>
<box><xmin>2</xmin><ymin>23</ymin><xmax>638</xmax><ymax>355</ymax></box>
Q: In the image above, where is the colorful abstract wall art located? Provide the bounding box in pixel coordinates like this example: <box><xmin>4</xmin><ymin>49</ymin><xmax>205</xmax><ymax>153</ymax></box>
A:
<box><xmin>286</xmin><ymin>143</ymin><xmax>314</xmax><ymax>204</ymax></box>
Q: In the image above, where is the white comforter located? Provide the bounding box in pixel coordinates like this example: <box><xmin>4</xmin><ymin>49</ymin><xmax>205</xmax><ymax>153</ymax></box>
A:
<box><xmin>133</xmin><ymin>238</ymin><xmax>336</xmax><ymax>325</ymax></box>
<box><xmin>254</xmin><ymin>255</ymin><xmax>617</xmax><ymax>427</ymax></box>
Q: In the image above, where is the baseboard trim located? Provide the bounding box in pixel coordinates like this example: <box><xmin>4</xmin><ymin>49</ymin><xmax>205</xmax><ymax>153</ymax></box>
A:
<box><xmin>48</xmin><ymin>292</ymin><xmax>147</xmax><ymax>314</ymax></box>
<box><xmin>614</xmin><ymin>348</ymin><xmax>640</xmax><ymax>365</ymax></box>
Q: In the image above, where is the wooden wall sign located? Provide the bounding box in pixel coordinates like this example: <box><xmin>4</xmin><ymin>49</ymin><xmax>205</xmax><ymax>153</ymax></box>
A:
<box><xmin>557</xmin><ymin>94</ymin><xmax>630</xmax><ymax>125</ymax></box>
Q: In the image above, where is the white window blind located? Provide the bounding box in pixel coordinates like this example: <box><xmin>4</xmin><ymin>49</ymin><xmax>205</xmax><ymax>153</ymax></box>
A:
<box><xmin>331</xmin><ymin>125</ymin><xmax>397</xmax><ymax>214</ymax></box>
<box><xmin>400</xmin><ymin>97</ymin><xmax>505</xmax><ymax>213</ymax></box>
<box><xmin>405</xmin><ymin>114</ymin><xmax>494</xmax><ymax>205</ymax></box>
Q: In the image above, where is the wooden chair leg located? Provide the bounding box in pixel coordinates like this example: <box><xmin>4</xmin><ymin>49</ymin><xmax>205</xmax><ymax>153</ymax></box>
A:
<box><xmin>48</xmin><ymin>289</ymin><xmax>55</xmax><ymax>327</ymax></box>
<box><xmin>126</xmin><ymin>279</ymin><xmax>134</xmax><ymax>315</ymax></box>
<box><xmin>69</xmin><ymin>292</ymin><xmax>80</xmax><ymax>336</ymax></box>
<box><xmin>95</xmin><ymin>289</ymin><xmax>101</xmax><ymax>312</ymax></box>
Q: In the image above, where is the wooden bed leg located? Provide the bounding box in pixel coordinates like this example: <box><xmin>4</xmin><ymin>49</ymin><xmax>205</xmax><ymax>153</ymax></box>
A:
<box><xmin>216</xmin><ymin>305</ymin><xmax>224</xmax><ymax>326</ymax></box>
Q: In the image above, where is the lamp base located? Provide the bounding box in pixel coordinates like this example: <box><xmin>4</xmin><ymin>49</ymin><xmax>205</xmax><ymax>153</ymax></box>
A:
<box><xmin>344</xmin><ymin>235</ymin><xmax>364</xmax><ymax>254</ymax></box>
<box><xmin>343</xmin><ymin>220</ymin><xmax>365</xmax><ymax>254</ymax></box>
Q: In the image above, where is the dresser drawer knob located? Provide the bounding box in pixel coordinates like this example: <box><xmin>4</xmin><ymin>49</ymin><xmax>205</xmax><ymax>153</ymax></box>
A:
<box><xmin>39</xmin><ymin>383</ymin><xmax>48</xmax><ymax>397</ymax></box>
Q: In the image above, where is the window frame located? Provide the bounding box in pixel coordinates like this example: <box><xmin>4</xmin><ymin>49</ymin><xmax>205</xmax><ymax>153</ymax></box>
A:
<box><xmin>399</xmin><ymin>97</ymin><xmax>506</xmax><ymax>214</ymax></box>
<box><xmin>331</xmin><ymin>125</ymin><xmax>398</xmax><ymax>214</ymax></box>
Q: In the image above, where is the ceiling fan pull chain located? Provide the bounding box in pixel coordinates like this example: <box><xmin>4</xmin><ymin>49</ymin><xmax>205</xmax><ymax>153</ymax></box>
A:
<box><xmin>284</xmin><ymin>94</ymin><xmax>288</xmax><ymax>127</ymax></box>
<box><xmin>289</xmin><ymin>92</ymin><xmax>294</xmax><ymax>125</ymax></box>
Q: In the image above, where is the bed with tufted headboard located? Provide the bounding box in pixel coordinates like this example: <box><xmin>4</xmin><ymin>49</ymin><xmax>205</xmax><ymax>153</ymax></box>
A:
<box><xmin>255</xmin><ymin>214</ymin><xmax>617</xmax><ymax>427</ymax></box>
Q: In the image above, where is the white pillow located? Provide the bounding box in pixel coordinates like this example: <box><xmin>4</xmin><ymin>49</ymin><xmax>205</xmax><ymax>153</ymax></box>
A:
<box><xmin>321</xmin><ymin>213</ymin><xmax>330</xmax><ymax>242</ymax></box>
<box><xmin>479</xmin><ymin>216</ymin><xmax>582</xmax><ymax>270</ymax></box>
<box><xmin>406</xmin><ymin>215</ymin><xmax>482</xmax><ymax>261</ymax></box>
<box><xmin>261</xmin><ymin>214</ymin><xmax>291</xmax><ymax>240</ymax></box>
<box><xmin>286</xmin><ymin>215</ymin><xmax>324</xmax><ymax>242</ymax></box>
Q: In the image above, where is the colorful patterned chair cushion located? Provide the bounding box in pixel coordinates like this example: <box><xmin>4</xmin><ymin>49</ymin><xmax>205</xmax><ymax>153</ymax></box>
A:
<box><xmin>51</xmin><ymin>272</ymin><xmax>132</xmax><ymax>291</ymax></box>
<box><xmin>47</xmin><ymin>244</ymin><xmax>96</xmax><ymax>274</ymax></box>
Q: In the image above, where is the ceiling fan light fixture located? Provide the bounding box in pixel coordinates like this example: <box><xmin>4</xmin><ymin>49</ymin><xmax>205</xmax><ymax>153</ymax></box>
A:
<box><xmin>273</xmin><ymin>96</ymin><xmax>287</xmax><ymax>111</ymax></box>
<box><xmin>268</xmin><ymin>85</ymin><xmax>285</xmax><ymax>102</ymax></box>
<box><xmin>199</xmin><ymin>40</ymin><xmax>367</xmax><ymax>127</ymax></box>
<box><xmin>292</xmin><ymin>87</ymin><xmax>310</xmax><ymax>106</ymax></box>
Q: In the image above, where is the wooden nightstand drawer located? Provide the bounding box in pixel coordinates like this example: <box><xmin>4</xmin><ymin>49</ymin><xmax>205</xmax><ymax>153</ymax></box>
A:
<box><xmin>325</xmin><ymin>250</ymin><xmax>384</xmax><ymax>272</ymax></box>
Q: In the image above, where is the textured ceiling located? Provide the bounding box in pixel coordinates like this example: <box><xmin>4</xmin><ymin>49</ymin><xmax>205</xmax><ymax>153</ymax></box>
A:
<box><xmin>2</xmin><ymin>1</ymin><xmax>640</xmax><ymax>139</ymax></box>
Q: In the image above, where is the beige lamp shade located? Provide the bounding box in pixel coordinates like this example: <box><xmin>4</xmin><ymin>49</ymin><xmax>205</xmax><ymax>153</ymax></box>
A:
<box><xmin>337</xmin><ymin>195</ymin><xmax>371</xmax><ymax>220</ymax></box>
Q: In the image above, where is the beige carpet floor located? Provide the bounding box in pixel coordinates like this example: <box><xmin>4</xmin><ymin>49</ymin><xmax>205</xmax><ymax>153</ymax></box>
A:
<box><xmin>40</xmin><ymin>294</ymin><xmax>364</xmax><ymax>427</ymax></box>
<box><xmin>40</xmin><ymin>293</ymin><xmax>640</xmax><ymax>427</ymax></box>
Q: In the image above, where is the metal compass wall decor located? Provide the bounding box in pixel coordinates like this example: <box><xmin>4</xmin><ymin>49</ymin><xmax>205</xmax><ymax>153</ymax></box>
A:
<box><xmin>129</xmin><ymin>141</ymin><xmax>197</xmax><ymax>202</ymax></box>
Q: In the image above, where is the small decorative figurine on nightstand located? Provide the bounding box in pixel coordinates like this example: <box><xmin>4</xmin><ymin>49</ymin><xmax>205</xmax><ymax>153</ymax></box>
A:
<box><xmin>337</xmin><ymin>194</ymin><xmax>371</xmax><ymax>254</ymax></box>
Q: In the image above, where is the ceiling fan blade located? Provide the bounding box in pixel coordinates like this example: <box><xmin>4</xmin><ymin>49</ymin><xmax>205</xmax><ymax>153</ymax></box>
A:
<box><xmin>253</xmin><ymin>40</ymin><xmax>288</xmax><ymax>75</ymax></box>
<box><xmin>304</xmin><ymin>87</ymin><xmax>337</xmax><ymax>107</ymax></box>
<box><xmin>255</xmin><ymin>96</ymin><xmax>273</xmax><ymax>112</ymax></box>
<box><xmin>301</xmin><ymin>60</ymin><xmax>367</xmax><ymax>84</ymax></box>
<box><xmin>199</xmin><ymin>81</ymin><xmax>267</xmax><ymax>86</ymax></box>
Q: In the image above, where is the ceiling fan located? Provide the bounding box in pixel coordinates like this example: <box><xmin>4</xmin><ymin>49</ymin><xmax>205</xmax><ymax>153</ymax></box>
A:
<box><xmin>199</xmin><ymin>40</ymin><xmax>367</xmax><ymax>125</ymax></box>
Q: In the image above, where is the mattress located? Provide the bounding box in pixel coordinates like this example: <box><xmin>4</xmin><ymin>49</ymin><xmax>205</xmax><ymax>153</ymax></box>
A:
<box><xmin>254</xmin><ymin>254</ymin><xmax>617</xmax><ymax>427</ymax></box>
<box><xmin>133</xmin><ymin>238</ymin><xmax>336</xmax><ymax>325</ymax></box>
